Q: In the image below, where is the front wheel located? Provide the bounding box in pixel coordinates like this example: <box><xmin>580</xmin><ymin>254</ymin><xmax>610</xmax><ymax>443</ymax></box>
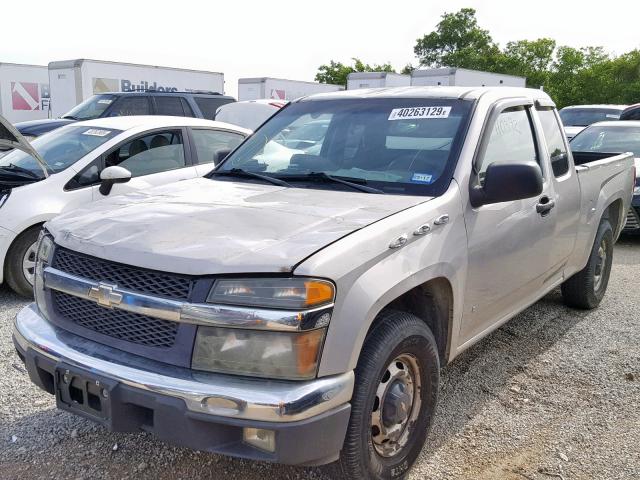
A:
<box><xmin>335</xmin><ymin>310</ymin><xmax>439</xmax><ymax>479</ymax></box>
<box><xmin>5</xmin><ymin>226</ymin><xmax>41</xmax><ymax>298</ymax></box>
<box><xmin>561</xmin><ymin>219</ymin><xmax>614</xmax><ymax>309</ymax></box>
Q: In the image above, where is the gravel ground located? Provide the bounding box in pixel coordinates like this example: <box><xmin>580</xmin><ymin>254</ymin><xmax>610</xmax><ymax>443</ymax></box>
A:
<box><xmin>1</xmin><ymin>237</ymin><xmax>639</xmax><ymax>480</ymax></box>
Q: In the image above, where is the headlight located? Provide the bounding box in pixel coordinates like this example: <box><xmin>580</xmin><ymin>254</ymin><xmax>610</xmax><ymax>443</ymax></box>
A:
<box><xmin>34</xmin><ymin>231</ymin><xmax>54</xmax><ymax>319</ymax></box>
<box><xmin>207</xmin><ymin>278</ymin><xmax>334</xmax><ymax>309</ymax></box>
<box><xmin>193</xmin><ymin>327</ymin><xmax>325</xmax><ymax>380</ymax></box>
<box><xmin>194</xmin><ymin>276</ymin><xmax>335</xmax><ymax>379</ymax></box>
<box><xmin>0</xmin><ymin>191</ymin><xmax>9</xmax><ymax>209</ymax></box>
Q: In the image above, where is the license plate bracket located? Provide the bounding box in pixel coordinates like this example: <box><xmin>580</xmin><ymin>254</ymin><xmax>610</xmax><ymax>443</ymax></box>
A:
<box><xmin>54</xmin><ymin>364</ymin><xmax>116</xmax><ymax>424</ymax></box>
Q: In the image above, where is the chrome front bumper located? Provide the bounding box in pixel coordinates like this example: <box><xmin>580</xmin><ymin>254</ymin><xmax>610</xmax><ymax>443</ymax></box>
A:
<box><xmin>13</xmin><ymin>304</ymin><xmax>354</xmax><ymax>423</ymax></box>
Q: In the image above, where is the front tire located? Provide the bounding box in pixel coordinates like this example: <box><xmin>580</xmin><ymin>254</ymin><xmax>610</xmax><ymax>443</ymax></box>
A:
<box><xmin>5</xmin><ymin>226</ymin><xmax>41</xmax><ymax>298</ymax></box>
<box><xmin>335</xmin><ymin>310</ymin><xmax>439</xmax><ymax>479</ymax></box>
<box><xmin>561</xmin><ymin>219</ymin><xmax>614</xmax><ymax>309</ymax></box>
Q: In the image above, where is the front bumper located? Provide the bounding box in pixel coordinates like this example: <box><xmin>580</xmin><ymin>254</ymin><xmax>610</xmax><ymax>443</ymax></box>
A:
<box><xmin>13</xmin><ymin>304</ymin><xmax>353</xmax><ymax>465</ymax></box>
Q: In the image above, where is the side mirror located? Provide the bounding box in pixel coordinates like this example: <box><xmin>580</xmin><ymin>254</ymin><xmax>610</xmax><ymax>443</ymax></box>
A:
<box><xmin>214</xmin><ymin>148</ymin><xmax>232</xmax><ymax>166</ymax></box>
<box><xmin>470</xmin><ymin>161</ymin><xmax>543</xmax><ymax>208</ymax></box>
<box><xmin>99</xmin><ymin>165</ymin><xmax>132</xmax><ymax>195</ymax></box>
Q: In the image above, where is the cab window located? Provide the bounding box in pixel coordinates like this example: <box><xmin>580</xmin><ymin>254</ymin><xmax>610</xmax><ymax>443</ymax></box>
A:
<box><xmin>477</xmin><ymin>106</ymin><xmax>538</xmax><ymax>185</ymax></box>
<box><xmin>104</xmin><ymin>130</ymin><xmax>186</xmax><ymax>177</ymax></box>
<box><xmin>537</xmin><ymin>108</ymin><xmax>569</xmax><ymax>177</ymax></box>
<box><xmin>109</xmin><ymin>97</ymin><xmax>151</xmax><ymax>116</ymax></box>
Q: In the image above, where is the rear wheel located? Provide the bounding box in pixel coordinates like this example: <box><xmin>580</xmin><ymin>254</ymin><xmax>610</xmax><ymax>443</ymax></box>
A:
<box><xmin>335</xmin><ymin>310</ymin><xmax>439</xmax><ymax>479</ymax></box>
<box><xmin>561</xmin><ymin>219</ymin><xmax>614</xmax><ymax>309</ymax></box>
<box><xmin>5</xmin><ymin>226</ymin><xmax>41</xmax><ymax>298</ymax></box>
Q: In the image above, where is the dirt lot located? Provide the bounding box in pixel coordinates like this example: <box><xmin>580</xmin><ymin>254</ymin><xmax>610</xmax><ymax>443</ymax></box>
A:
<box><xmin>1</xmin><ymin>237</ymin><xmax>639</xmax><ymax>480</ymax></box>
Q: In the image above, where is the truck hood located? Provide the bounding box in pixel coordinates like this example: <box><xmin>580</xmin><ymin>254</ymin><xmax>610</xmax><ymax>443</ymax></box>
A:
<box><xmin>46</xmin><ymin>178</ymin><xmax>430</xmax><ymax>275</ymax></box>
<box><xmin>14</xmin><ymin>118</ymin><xmax>76</xmax><ymax>137</ymax></box>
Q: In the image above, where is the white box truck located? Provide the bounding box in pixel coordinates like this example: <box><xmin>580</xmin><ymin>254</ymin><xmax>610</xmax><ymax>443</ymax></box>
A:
<box><xmin>346</xmin><ymin>72</ymin><xmax>411</xmax><ymax>90</ymax></box>
<box><xmin>411</xmin><ymin>67</ymin><xmax>525</xmax><ymax>87</ymax></box>
<box><xmin>238</xmin><ymin>77</ymin><xmax>343</xmax><ymax>101</ymax></box>
<box><xmin>0</xmin><ymin>63</ymin><xmax>50</xmax><ymax>123</ymax></box>
<box><xmin>48</xmin><ymin>59</ymin><xmax>225</xmax><ymax>118</ymax></box>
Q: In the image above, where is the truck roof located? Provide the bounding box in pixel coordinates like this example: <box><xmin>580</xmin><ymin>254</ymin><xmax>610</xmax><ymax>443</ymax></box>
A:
<box><xmin>71</xmin><ymin>115</ymin><xmax>251</xmax><ymax>134</ymax></box>
<box><xmin>410</xmin><ymin>67</ymin><xmax>526</xmax><ymax>80</ymax></box>
<box><xmin>300</xmin><ymin>86</ymin><xmax>552</xmax><ymax>103</ymax></box>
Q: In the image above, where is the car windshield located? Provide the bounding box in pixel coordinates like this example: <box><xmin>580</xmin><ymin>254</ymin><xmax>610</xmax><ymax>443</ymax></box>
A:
<box><xmin>62</xmin><ymin>94</ymin><xmax>117</xmax><ymax>120</ymax></box>
<box><xmin>559</xmin><ymin>108</ymin><xmax>623</xmax><ymax>127</ymax></box>
<box><xmin>0</xmin><ymin>125</ymin><xmax>121</xmax><ymax>178</ymax></box>
<box><xmin>215</xmin><ymin>98</ymin><xmax>473</xmax><ymax>195</ymax></box>
<box><xmin>570</xmin><ymin>125</ymin><xmax>640</xmax><ymax>157</ymax></box>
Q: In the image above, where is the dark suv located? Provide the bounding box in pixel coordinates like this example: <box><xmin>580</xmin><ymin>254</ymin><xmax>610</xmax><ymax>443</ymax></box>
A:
<box><xmin>14</xmin><ymin>91</ymin><xmax>236</xmax><ymax>138</ymax></box>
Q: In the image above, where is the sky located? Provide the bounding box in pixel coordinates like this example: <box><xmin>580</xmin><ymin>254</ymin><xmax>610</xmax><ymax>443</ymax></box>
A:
<box><xmin>3</xmin><ymin>0</ymin><xmax>639</xmax><ymax>98</ymax></box>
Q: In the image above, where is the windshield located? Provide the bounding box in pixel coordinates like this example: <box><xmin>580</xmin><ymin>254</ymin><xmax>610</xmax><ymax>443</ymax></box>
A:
<box><xmin>570</xmin><ymin>125</ymin><xmax>640</xmax><ymax>157</ymax></box>
<box><xmin>62</xmin><ymin>94</ymin><xmax>117</xmax><ymax>120</ymax></box>
<box><xmin>559</xmin><ymin>108</ymin><xmax>623</xmax><ymax>127</ymax></box>
<box><xmin>215</xmin><ymin>98</ymin><xmax>474</xmax><ymax>195</ymax></box>
<box><xmin>0</xmin><ymin>125</ymin><xmax>121</xmax><ymax>178</ymax></box>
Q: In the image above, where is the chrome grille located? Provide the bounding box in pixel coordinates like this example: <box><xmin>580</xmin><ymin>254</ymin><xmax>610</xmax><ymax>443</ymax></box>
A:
<box><xmin>624</xmin><ymin>207</ymin><xmax>640</xmax><ymax>231</ymax></box>
<box><xmin>52</xmin><ymin>247</ymin><xmax>192</xmax><ymax>300</ymax></box>
<box><xmin>54</xmin><ymin>291</ymin><xmax>179</xmax><ymax>348</ymax></box>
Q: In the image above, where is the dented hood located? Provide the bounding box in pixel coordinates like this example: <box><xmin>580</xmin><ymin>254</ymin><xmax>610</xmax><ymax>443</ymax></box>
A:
<box><xmin>46</xmin><ymin>178</ymin><xmax>429</xmax><ymax>275</ymax></box>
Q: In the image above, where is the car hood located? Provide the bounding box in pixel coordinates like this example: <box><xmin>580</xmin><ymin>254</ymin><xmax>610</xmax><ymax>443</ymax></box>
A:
<box><xmin>564</xmin><ymin>125</ymin><xmax>586</xmax><ymax>139</ymax></box>
<box><xmin>46</xmin><ymin>178</ymin><xmax>430</xmax><ymax>275</ymax></box>
<box><xmin>14</xmin><ymin>118</ymin><xmax>76</xmax><ymax>137</ymax></box>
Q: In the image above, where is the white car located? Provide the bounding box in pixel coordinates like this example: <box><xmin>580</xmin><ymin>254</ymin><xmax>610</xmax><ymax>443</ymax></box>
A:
<box><xmin>0</xmin><ymin>115</ymin><xmax>249</xmax><ymax>296</ymax></box>
<box><xmin>215</xmin><ymin>99</ymin><xmax>286</xmax><ymax>130</ymax></box>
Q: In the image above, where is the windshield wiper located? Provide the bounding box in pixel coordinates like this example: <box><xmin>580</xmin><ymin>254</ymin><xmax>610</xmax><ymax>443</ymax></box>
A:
<box><xmin>0</xmin><ymin>164</ymin><xmax>40</xmax><ymax>179</ymax></box>
<box><xmin>61</xmin><ymin>115</ymin><xmax>79</xmax><ymax>120</ymax></box>
<box><xmin>279</xmin><ymin>172</ymin><xmax>385</xmax><ymax>194</ymax></box>
<box><xmin>211</xmin><ymin>168</ymin><xmax>292</xmax><ymax>187</ymax></box>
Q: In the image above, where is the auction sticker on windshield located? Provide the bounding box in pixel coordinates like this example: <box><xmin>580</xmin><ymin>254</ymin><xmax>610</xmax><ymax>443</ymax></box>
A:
<box><xmin>388</xmin><ymin>106</ymin><xmax>451</xmax><ymax>120</ymax></box>
<box><xmin>82</xmin><ymin>129</ymin><xmax>112</xmax><ymax>137</ymax></box>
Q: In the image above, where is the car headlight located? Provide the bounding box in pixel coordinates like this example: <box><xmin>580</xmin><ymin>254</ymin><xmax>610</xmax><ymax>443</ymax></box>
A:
<box><xmin>193</xmin><ymin>277</ymin><xmax>335</xmax><ymax>379</ymax></box>
<box><xmin>193</xmin><ymin>327</ymin><xmax>325</xmax><ymax>380</ymax></box>
<box><xmin>207</xmin><ymin>277</ymin><xmax>334</xmax><ymax>309</ymax></box>
<box><xmin>0</xmin><ymin>191</ymin><xmax>10</xmax><ymax>209</ymax></box>
<box><xmin>34</xmin><ymin>231</ymin><xmax>54</xmax><ymax>319</ymax></box>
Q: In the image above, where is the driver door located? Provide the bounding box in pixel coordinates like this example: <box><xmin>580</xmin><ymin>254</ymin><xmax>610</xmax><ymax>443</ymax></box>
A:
<box><xmin>461</xmin><ymin>100</ymin><xmax>558</xmax><ymax>343</ymax></box>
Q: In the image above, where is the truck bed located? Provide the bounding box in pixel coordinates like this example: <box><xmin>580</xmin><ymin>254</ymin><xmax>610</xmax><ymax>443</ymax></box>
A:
<box><xmin>570</xmin><ymin>151</ymin><xmax>635</xmax><ymax>272</ymax></box>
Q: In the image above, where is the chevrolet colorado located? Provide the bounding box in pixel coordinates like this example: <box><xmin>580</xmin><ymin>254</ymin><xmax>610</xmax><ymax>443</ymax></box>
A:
<box><xmin>13</xmin><ymin>87</ymin><xmax>635</xmax><ymax>479</ymax></box>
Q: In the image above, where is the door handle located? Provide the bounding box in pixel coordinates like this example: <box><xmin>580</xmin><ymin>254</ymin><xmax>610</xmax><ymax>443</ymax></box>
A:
<box><xmin>536</xmin><ymin>196</ymin><xmax>556</xmax><ymax>216</ymax></box>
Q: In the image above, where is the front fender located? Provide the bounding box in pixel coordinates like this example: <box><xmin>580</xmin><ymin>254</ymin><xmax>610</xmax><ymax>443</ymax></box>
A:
<box><xmin>295</xmin><ymin>182</ymin><xmax>468</xmax><ymax>377</ymax></box>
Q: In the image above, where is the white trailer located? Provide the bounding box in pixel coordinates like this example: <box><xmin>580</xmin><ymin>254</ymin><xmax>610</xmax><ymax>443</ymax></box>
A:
<box><xmin>347</xmin><ymin>72</ymin><xmax>411</xmax><ymax>90</ymax></box>
<box><xmin>48</xmin><ymin>59</ymin><xmax>225</xmax><ymax>118</ymax></box>
<box><xmin>411</xmin><ymin>68</ymin><xmax>525</xmax><ymax>87</ymax></box>
<box><xmin>238</xmin><ymin>77</ymin><xmax>343</xmax><ymax>101</ymax></box>
<box><xmin>0</xmin><ymin>63</ymin><xmax>50</xmax><ymax>123</ymax></box>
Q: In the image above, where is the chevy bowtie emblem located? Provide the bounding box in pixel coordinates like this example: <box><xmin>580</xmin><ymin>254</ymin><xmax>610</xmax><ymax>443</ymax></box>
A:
<box><xmin>88</xmin><ymin>283</ymin><xmax>123</xmax><ymax>308</ymax></box>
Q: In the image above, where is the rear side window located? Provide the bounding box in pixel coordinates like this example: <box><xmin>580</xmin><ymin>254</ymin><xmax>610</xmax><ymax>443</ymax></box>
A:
<box><xmin>538</xmin><ymin>108</ymin><xmax>569</xmax><ymax>177</ymax></box>
<box><xmin>194</xmin><ymin>97</ymin><xmax>232</xmax><ymax>120</ymax></box>
<box><xmin>477</xmin><ymin>107</ymin><xmax>538</xmax><ymax>184</ymax></box>
<box><xmin>154</xmin><ymin>96</ymin><xmax>185</xmax><ymax>117</ymax></box>
<box><xmin>109</xmin><ymin>97</ymin><xmax>151</xmax><ymax>116</ymax></box>
<box><xmin>191</xmin><ymin>129</ymin><xmax>245</xmax><ymax>165</ymax></box>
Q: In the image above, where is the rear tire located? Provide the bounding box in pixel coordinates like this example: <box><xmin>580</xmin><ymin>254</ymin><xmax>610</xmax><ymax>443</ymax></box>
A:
<box><xmin>5</xmin><ymin>226</ymin><xmax>41</xmax><ymax>298</ymax></box>
<box><xmin>334</xmin><ymin>310</ymin><xmax>439</xmax><ymax>480</ymax></box>
<box><xmin>561</xmin><ymin>219</ymin><xmax>613</xmax><ymax>309</ymax></box>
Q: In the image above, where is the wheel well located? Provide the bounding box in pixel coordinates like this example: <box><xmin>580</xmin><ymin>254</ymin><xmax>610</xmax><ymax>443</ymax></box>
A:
<box><xmin>603</xmin><ymin>199</ymin><xmax>623</xmax><ymax>237</ymax></box>
<box><xmin>3</xmin><ymin>223</ymin><xmax>44</xmax><ymax>272</ymax></box>
<box><xmin>372</xmin><ymin>278</ymin><xmax>453</xmax><ymax>364</ymax></box>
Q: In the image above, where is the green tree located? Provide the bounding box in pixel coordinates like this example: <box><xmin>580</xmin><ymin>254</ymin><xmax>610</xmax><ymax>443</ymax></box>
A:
<box><xmin>315</xmin><ymin>58</ymin><xmax>395</xmax><ymax>86</ymax></box>
<box><xmin>413</xmin><ymin>8</ymin><xmax>501</xmax><ymax>70</ymax></box>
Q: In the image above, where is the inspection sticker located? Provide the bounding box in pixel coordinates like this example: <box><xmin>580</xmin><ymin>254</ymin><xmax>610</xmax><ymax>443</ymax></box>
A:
<box><xmin>388</xmin><ymin>106</ymin><xmax>451</xmax><ymax>120</ymax></box>
<box><xmin>411</xmin><ymin>172</ymin><xmax>434</xmax><ymax>184</ymax></box>
<box><xmin>82</xmin><ymin>129</ymin><xmax>111</xmax><ymax>137</ymax></box>
<box><xmin>97</xmin><ymin>99</ymin><xmax>113</xmax><ymax>105</ymax></box>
